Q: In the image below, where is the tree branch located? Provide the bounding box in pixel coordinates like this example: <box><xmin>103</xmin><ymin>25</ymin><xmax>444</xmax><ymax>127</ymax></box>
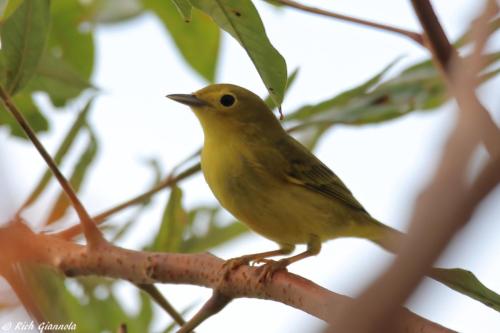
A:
<box><xmin>0</xmin><ymin>223</ymin><xmax>451</xmax><ymax>333</ymax></box>
<box><xmin>410</xmin><ymin>0</ymin><xmax>500</xmax><ymax>156</ymax></box>
<box><xmin>0</xmin><ymin>85</ymin><xmax>106</xmax><ymax>248</ymax></box>
<box><xmin>268</xmin><ymin>0</ymin><xmax>424</xmax><ymax>45</ymax></box>
<box><xmin>332</xmin><ymin>3</ymin><xmax>500</xmax><ymax>331</ymax></box>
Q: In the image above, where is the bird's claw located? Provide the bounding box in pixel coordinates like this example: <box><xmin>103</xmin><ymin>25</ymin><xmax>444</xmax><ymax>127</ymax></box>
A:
<box><xmin>257</xmin><ymin>259</ymin><xmax>289</xmax><ymax>283</ymax></box>
<box><xmin>252</xmin><ymin>258</ymin><xmax>274</xmax><ymax>266</ymax></box>
<box><xmin>221</xmin><ymin>256</ymin><xmax>290</xmax><ymax>283</ymax></box>
<box><xmin>221</xmin><ymin>256</ymin><xmax>252</xmax><ymax>281</ymax></box>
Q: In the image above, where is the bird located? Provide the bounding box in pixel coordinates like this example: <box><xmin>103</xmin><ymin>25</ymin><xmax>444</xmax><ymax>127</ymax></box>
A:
<box><xmin>167</xmin><ymin>83</ymin><xmax>402</xmax><ymax>281</ymax></box>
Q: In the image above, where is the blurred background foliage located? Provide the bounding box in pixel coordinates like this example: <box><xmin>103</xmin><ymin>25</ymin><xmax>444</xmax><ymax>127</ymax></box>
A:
<box><xmin>0</xmin><ymin>0</ymin><xmax>499</xmax><ymax>332</ymax></box>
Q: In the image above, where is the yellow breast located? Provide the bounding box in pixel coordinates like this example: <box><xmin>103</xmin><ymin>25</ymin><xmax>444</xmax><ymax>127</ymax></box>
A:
<box><xmin>201</xmin><ymin>139</ymin><xmax>338</xmax><ymax>245</ymax></box>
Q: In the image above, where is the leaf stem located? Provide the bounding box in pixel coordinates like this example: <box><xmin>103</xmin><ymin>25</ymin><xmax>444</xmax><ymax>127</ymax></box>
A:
<box><xmin>0</xmin><ymin>85</ymin><xmax>106</xmax><ymax>248</ymax></box>
<box><xmin>269</xmin><ymin>0</ymin><xmax>424</xmax><ymax>45</ymax></box>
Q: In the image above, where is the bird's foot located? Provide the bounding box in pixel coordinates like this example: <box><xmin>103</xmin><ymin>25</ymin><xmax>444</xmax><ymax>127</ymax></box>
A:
<box><xmin>221</xmin><ymin>255</ymin><xmax>253</xmax><ymax>281</ymax></box>
<box><xmin>256</xmin><ymin>259</ymin><xmax>289</xmax><ymax>283</ymax></box>
<box><xmin>252</xmin><ymin>258</ymin><xmax>274</xmax><ymax>265</ymax></box>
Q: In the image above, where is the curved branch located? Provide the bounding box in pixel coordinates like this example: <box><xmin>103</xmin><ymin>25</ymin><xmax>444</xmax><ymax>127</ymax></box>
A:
<box><xmin>0</xmin><ymin>85</ymin><xmax>105</xmax><ymax>248</ymax></box>
<box><xmin>0</xmin><ymin>223</ymin><xmax>451</xmax><ymax>333</ymax></box>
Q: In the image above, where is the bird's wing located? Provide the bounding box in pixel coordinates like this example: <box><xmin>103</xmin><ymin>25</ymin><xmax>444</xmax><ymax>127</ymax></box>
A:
<box><xmin>273</xmin><ymin>136</ymin><xmax>367</xmax><ymax>213</ymax></box>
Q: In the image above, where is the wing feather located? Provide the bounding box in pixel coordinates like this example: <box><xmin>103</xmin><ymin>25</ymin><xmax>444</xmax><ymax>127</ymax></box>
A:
<box><xmin>276</xmin><ymin>137</ymin><xmax>367</xmax><ymax>212</ymax></box>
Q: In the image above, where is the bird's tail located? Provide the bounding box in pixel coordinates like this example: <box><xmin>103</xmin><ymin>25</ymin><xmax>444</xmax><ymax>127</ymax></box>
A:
<box><xmin>366</xmin><ymin>218</ymin><xmax>405</xmax><ymax>254</ymax></box>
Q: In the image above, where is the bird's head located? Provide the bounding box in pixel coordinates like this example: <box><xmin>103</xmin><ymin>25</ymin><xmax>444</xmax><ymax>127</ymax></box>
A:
<box><xmin>167</xmin><ymin>84</ymin><xmax>283</xmax><ymax>140</ymax></box>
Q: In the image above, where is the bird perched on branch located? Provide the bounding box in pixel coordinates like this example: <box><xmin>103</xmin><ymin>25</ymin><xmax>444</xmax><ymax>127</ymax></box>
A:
<box><xmin>168</xmin><ymin>84</ymin><xmax>401</xmax><ymax>281</ymax></box>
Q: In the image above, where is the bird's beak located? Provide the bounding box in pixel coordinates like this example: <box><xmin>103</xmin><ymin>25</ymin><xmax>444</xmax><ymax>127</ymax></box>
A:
<box><xmin>166</xmin><ymin>94</ymin><xmax>208</xmax><ymax>107</ymax></box>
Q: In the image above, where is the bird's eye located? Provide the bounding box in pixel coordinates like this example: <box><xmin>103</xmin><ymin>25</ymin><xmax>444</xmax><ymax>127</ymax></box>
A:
<box><xmin>219</xmin><ymin>94</ymin><xmax>235</xmax><ymax>107</ymax></box>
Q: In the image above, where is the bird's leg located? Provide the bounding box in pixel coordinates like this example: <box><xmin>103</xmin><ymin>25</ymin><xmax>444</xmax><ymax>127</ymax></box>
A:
<box><xmin>257</xmin><ymin>235</ymin><xmax>321</xmax><ymax>282</ymax></box>
<box><xmin>221</xmin><ymin>244</ymin><xmax>294</xmax><ymax>280</ymax></box>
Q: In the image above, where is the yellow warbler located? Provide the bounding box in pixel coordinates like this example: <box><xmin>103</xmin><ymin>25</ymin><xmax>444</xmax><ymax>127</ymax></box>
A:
<box><xmin>167</xmin><ymin>84</ymin><xmax>400</xmax><ymax>280</ymax></box>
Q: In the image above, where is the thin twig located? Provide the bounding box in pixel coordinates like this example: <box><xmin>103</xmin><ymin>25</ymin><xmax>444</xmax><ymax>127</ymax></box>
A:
<box><xmin>136</xmin><ymin>284</ymin><xmax>187</xmax><ymax>327</ymax></box>
<box><xmin>268</xmin><ymin>0</ymin><xmax>424</xmax><ymax>45</ymax></box>
<box><xmin>410</xmin><ymin>0</ymin><xmax>500</xmax><ymax>156</ymax></box>
<box><xmin>178</xmin><ymin>292</ymin><xmax>232</xmax><ymax>333</ymax></box>
<box><xmin>53</xmin><ymin>163</ymin><xmax>201</xmax><ymax>240</ymax></box>
<box><xmin>0</xmin><ymin>85</ymin><xmax>106</xmax><ymax>249</ymax></box>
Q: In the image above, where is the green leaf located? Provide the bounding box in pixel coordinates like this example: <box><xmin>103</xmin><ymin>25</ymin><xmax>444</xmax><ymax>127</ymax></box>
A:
<box><xmin>181</xmin><ymin>220</ymin><xmax>248</xmax><ymax>253</ymax></box>
<box><xmin>430</xmin><ymin>268</ymin><xmax>500</xmax><ymax>312</ymax></box>
<box><xmin>288</xmin><ymin>58</ymin><xmax>399</xmax><ymax>121</ymax></box>
<box><xmin>284</xmin><ymin>59</ymin><xmax>399</xmax><ymax>149</ymax></box>
<box><xmin>0</xmin><ymin>0</ymin><xmax>22</xmax><ymax>21</ymax></box>
<box><xmin>264</xmin><ymin>67</ymin><xmax>300</xmax><ymax>110</ymax></box>
<box><xmin>146</xmin><ymin>159</ymin><xmax>164</xmax><ymax>184</ymax></box>
<box><xmin>45</xmin><ymin>125</ymin><xmax>99</xmax><ymax>224</ymax></box>
<box><xmin>145</xmin><ymin>0</ymin><xmax>220</xmax><ymax>82</ymax></box>
<box><xmin>149</xmin><ymin>185</ymin><xmax>189</xmax><ymax>252</ymax></box>
<box><xmin>171</xmin><ymin>0</ymin><xmax>192</xmax><ymax>22</ymax></box>
<box><xmin>0</xmin><ymin>0</ymin><xmax>51</xmax><ymax>95</ymax></box>
<box><xmin>85</xmin><ymin>0</ymin><xmax>143</xmax><ymax>24</ymax></box>
<box><xmin>285</xmin><ymin>51</ymin><xmax>499</xmax><ymax>150</ymax></box>
<box><xmin>180</xmin><ymin>205</ymin><xmax>249</xmax><ymax>253</ymax></box>
<box><xmin>21</xmin><ymin>100</ymin><xmax>93</xmax><ymax>209</ymax></box>
<box><xmin>21</xmin><ymin>265</ymin><xmax>154</xmax><ymax>332</ymax></box>
<box><xmin>262</xmin><ymin>0</ymin><xmax>286</xmax><ymax>8</ymax></box>
<box><xmin>27</xmin><ymin>53</ymin><xmax>95</xmax><ymax>107</ymax></box>
<box><xmin>20</xmin><ymin>265</ymin><xmax>90</xmax><ymax>329</ymax></box>
<box><xmin>49</xmin><ymin>0</ymin><xmax>95</xmax><ymax>82</ymax></box>
<box><xmin>191</xmin><ymin>0</ymin><xmax>287</xmax><ymax>106</ymax></box>
<box><xmin>0</xmin><ymin>92</ymin><xmax>48</xmax><ymax>137</ymax></box>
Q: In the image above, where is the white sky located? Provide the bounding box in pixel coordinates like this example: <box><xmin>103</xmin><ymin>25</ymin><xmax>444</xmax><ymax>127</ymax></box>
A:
<box><xmin>1</xmin><ymin>0</ymin><xmax>499</xmax><ymax>332</ymax></box>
